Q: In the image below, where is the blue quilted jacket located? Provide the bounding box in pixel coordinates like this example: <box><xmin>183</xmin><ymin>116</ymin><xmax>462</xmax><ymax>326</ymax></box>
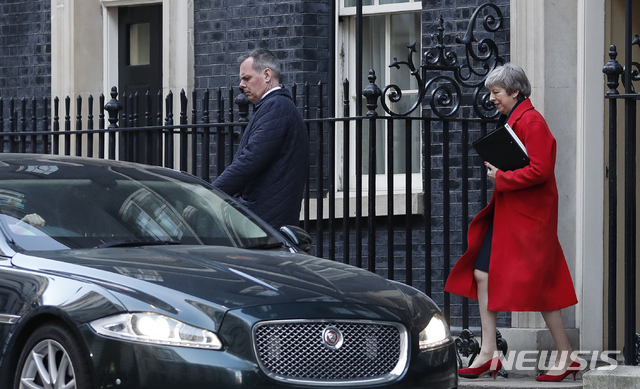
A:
<box><xmin>213</xmin><ymin>88</ymin><xmax>309</xmax><ymax>229</ymax></box>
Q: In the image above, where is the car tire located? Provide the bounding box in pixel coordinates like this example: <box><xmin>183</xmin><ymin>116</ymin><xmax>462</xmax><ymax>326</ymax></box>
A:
<box><xmin>13</xmin><ymin>321</ymin><xmax>94</xmax><ymax>389</ymax></box>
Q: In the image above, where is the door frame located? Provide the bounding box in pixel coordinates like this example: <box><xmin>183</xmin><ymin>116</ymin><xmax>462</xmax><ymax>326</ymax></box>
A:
<box><xmin>102</xmin><ymin>0</ymin><xmax>194</xmax><ymax>107</ymax></box>
<box><xmin>117</xmin><ymin>4</ymin><xmax>163</xmax><ymax>108</ymax></box>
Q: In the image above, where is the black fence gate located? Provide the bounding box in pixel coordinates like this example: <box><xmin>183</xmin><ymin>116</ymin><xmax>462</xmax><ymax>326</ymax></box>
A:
<box><xmin>602</xmin><ymin>0</ymin><xmax>639</xmax><ymax>366</ymax></box>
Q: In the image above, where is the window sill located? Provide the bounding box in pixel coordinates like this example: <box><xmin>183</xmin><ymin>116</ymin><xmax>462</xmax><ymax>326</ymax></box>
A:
<box><xmin>301</xmin><ymin>193</ymin><xmax>424</xmax><ymax>221</ymax></box>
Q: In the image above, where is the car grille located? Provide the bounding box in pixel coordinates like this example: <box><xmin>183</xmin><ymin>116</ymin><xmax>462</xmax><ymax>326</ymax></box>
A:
<box><xmin>253</xmin><ymin>320</ymin><xmax>408</xmax><ymax>386</ymax></box>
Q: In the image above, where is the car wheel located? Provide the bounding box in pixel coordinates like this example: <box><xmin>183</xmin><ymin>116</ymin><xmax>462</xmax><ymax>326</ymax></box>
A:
<box><xmin>14</xmin><ymin>322</ymin><xmax>94</xmax><ymax>389</ymax></box>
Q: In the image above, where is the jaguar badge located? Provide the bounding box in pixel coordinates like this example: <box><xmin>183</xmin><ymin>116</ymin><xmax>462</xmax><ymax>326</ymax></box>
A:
<box><xmin>322</xmin><ymin>326</ymin><xmax>344</xmax><ymax>350</ymax></box>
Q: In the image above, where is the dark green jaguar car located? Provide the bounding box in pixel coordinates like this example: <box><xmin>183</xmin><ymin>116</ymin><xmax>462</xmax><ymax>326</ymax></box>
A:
<box><xmin>0</xmin><ymin>154</ymin><xmax>457</xmax><ymax>389</ymax></box>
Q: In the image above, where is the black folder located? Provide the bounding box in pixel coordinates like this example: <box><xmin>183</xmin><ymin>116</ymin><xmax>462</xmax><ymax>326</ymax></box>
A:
<box><xmin>472</xmin><ymin>123</ymin><xmax>530</xmax><ymax>171</ymax></box>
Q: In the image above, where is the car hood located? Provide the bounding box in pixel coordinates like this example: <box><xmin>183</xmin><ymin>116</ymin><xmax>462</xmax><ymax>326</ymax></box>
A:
<box><xmin>13</xmin><ymin>245</ymin><xmax>413</xmax><ymax>315</ymax></box>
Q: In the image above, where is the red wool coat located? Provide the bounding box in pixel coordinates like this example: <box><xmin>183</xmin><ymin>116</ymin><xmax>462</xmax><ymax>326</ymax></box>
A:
<box><xmin>444</xmin><ymin>99</ymin><xmax>578</xmax><ymax>312</ymax></box>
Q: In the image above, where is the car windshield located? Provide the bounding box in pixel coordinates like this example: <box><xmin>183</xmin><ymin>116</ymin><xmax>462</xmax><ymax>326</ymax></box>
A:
<box><xmin>0</xmin><ymin>162</ymin><xmax>281</xmax><ymax>251</ymax></box>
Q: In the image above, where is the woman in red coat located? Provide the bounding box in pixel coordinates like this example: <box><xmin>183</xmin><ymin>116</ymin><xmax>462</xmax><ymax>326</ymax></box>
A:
<box><xmin>444</xmin><ymin>63</ymin><xmax>580</xmax><ymax>381</ymax></box>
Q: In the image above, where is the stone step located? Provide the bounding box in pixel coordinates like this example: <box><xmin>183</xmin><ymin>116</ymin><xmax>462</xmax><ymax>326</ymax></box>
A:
<box><xmin>583</xmin><ymin>366</ymin><xmax>640</xmax><ymax>389</ymax></box>
<box><xmin>458</xmin><ymin>376</ymin><xmax>584</xmax><ymax>389</ymax></box>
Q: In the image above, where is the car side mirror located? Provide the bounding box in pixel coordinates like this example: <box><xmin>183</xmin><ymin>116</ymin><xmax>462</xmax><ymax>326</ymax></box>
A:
<box><xmin>279</xmin><ymin>225</ymin><xmax>312</xmax><ymax>253</ymax></box>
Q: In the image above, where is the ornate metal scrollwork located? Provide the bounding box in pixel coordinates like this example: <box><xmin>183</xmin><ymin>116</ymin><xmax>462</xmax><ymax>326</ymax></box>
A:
<box><xmin>630</xmin><ymin>35</ymin><xmax>640</xmax><ymax>85</ymax></box>
<box><xmin>362</xmin><ymin>70</ymin><xmax>382</xmax><ymax>117</ymax></box>
<box><xmin>455</xmin><ymin>329</ymin><xmax>480</xmax><ymax>368</ymax></box>
<box><xmin>455</xmin><ymin>328</ymin><xmax>509</xmax><ymax>372</ymax></box>
<box><xmin>621</xmin><ymin>333</ymin><xmax>640</xmax><ymax>365</ymax></box>
<box><xmin>104</xmin><ymin>86</ymin><xmax>124</xmax><ymax>128</ymax></box>
<box><xmin>603</xmin><ymin>45</ymin><xmax>623</xmax><ymax>95</ymax></box>
<box><xmin>496</xmin><ymin>329</ymin><xmax>508</xmax><ymax>356</ymax></box>
<box><xmin>636</xmin><ymin>333</ymin><xmax>640</xmax><ymax>365</ymax></box>
<box><xmin>605</xmin><ymin>38</ymin><xmax>640</xmax><ymax>93</ymax></box>
<box><xmin>496</xmin><ymin>329</ymin><xmax>509</xmax><ymax>378</ymax></box>
<box><xmin>382</xmin><ymin>3</ymin><xmax>504</xmax><ymax>118</ymax></box>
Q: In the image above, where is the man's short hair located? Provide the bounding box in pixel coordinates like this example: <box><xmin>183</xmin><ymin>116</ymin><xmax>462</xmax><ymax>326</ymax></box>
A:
<box><xmin>239</xmin><ymin>49</ymin><xmax>282</xmax><ymax>82</ymax></box>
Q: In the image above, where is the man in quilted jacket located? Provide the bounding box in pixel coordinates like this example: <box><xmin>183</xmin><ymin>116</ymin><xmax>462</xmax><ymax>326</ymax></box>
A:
<box><xmin>213</xmin><ymin>49</ymin><xmax>309</xmax><ymax>229</ymax></box>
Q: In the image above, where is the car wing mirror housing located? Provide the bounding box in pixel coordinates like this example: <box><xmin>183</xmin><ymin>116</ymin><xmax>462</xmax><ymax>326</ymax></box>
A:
<box><xmin>279</xmin><ymin>225</ymin><xmax>312</xmax><ymax>253</ymax></box>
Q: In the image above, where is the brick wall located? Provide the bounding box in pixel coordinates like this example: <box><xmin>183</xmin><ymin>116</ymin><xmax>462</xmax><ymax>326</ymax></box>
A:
<box><xmin>193</xmin><ymin>0</ymin><xmax>330</xmax><ymax>99</ymax></box>
<box><xmin>193</xmin><ymin>0</ymin><xmax>331</xmax><ymax>203</ymax></box>
<box><xmin>0</xmin><ymin>0</ymin><xmax>51</xmax><ymax>99</ymax></box>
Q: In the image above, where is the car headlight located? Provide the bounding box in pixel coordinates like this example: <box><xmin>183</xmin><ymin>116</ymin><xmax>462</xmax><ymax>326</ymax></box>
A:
<box><xmin>90</xmin><ymin>313</ymin><xmax>223</xmax><ymax>350</ymax></box>
<box><xmin>418</xmin><ymin>314</ymin><xmax>450</xmax><ymax>350</ymax></box>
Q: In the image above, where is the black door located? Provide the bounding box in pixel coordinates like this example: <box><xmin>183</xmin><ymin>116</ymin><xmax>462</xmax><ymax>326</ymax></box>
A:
<box><xmin>118</xmin><ymin>4</ymin><xmax>162</xmax><ymax>119</ymax></box>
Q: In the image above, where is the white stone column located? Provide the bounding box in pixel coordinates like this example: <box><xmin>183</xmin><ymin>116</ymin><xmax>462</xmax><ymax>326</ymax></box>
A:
<box><xmin>504</xmin><ymin>0</ymin><xmax>605</xmax><ymax>367</ymax></box>
<box><xmin>51</xmin><ymin>0</ymin><xmax>105</xmax><ymax>99</ymax></box>
<box><xmin>575</xmin><ymin>0</ymin><xmax>605</xmax><ymax>353</ymax></box>
<box><xmin>101</xmin><ymin>0</ymin><xmax>194</xmax><ymax>107</ymax></box>
<box><xmin>51</xmin><ymin>0</ymin><xmax>104</xmax><ymax>155</ymax></box>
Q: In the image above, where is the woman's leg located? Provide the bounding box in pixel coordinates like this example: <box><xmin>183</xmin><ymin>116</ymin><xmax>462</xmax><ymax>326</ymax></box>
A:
<box><xmin>540</xmin><ymin>310</ymin><xmax>575</xmax><ymax>374</ymax></box>
<box><xmin>468</xmin><ymin>269</ymin><xmax>499</xmax><ymax>368</ymax></box>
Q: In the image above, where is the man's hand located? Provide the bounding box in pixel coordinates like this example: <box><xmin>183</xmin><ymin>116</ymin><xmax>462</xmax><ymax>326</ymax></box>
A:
<box><xmin>19</xmin><ymin>213</ymin><xmax>46</xmax><ymax>228</ymax></box>
<box><xmin>10</xmin><ymin>213</ymin><xmax>46</xmax><ymax>234</ymax></box>
<box><xmin>485</xmin><ymin>161</ymin><xmax>498</xmax><ymax>184</ymax></box>
<box><xmin>182</xmin><ymin>205</ymin><xmax>199</xmax><ymax>222</ymax></box>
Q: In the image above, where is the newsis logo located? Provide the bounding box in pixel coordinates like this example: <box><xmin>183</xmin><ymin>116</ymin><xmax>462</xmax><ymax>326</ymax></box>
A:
<box><xmin>487</xmin><ymin>350</ymin><xmax>620</xmax><ymax>371</ymax></box>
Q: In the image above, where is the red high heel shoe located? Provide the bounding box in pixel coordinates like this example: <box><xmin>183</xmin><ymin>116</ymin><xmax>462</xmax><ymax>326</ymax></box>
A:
<box><xmin>535</xmin><ymin>359</ymin><xmax>582</xmax><ymax>382</ymax></box>
<box><xmin>458</xmin><ymin>357</ymin><xmax>502</xmax><ymax>379</ymax></box>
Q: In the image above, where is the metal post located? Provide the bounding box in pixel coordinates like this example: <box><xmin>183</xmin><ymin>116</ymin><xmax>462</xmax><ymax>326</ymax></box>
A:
<box><xmin>165</xmin><ymin>91</ymin><xmax>174</xmax><ymax>168</ymax></box>
<box><xmin>443</xmin><ymin>120</ymin><xmax>450</xmax><ymax>323</ymax></box>
<box><xmin>75</xmin><ymin>96</ymin><xmax>82</xmax><ymax>157</ymax></box>
<box><xmin>19</xmin><ymin>98</ymin><xmax>26</xmax><ymax>153</ymax></box>
<box><xmin>87</xmin><ymin>95</ymin><xmax>94</xmax><ymax>158</ymax></box>
<box><xmin>387</xmin><ymin>117</ymin><xmax>394</xmax><ymax>279</ymax></box>
<box><xmin>462</xmin><ymin>121</ymin><xmax>469</xmax><ymax>329</ymax></box>
<box><xmin>363</xmin><ymin>70</ymin><xmax>381</xmax><ymax>272</ymax></box>
<box><xmin>64</xmin><ymin>96</ymin><xmax>70</xmax><ymax>156</ymax></box>
<box><xmin>202</xmin><ymin>89</ymin><xmax>210</xmax><ymax>182</ymax></box>
<box><xmin>356</xmin><ymin>0</ymin><xmax>363</xmax><ymax>117</ymax></box>
<box><xmin>623</xmin><ymin>0</ymin><xmax>637</xmax><ymax>366</ymax></box>
<box><xmin>29</xmin><ymin>98</ymin><xmax>36</xmax><ymax>153</ymax></box>
<box><xmin>180</xmin><ymin>90</ymin><xmax>188</xmax><ymax>171</ymax></box>
<box><xmin>104</xmin><ymin>87</ymin><xmax>123</xmax><ymax>160</ymax></box>
<box><xmin>53</xmin><ymin>97</ymin><xmax>59</xmax><ymax>155</ymax></box>
<box><xmin>343</xmin><ymin>79</ymin><xmax>351</xmax><ymax>265</ymax></box>
<box><xmin>423</xmin><ymin>119</ymin><xmax>431</xmax><ymax>295</ymax></box>
<box><xmin>603</xmin><ymin>44</ymin><xmax>622</xmax><ymax>352</ymax></box>
<box><xmin>191</xmin><ymin>89</ymin><xmax>198</xmax><ymax>175</ymax></box>
<box><xmin>42</xmin><ymin>97</ymin><xmax>49</xmax><ymax>154</ymax></box>
<box><xmin>405</xmin><ymin>118</ymin><xmax>412</xmax><ymax>286</ymax></box>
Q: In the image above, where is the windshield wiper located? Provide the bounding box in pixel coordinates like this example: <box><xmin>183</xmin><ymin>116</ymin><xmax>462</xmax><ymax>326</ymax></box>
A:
<box><xmin>95</xmin><ymin>240</ymin><xmax>182</xmax><ymax>248</ymax></box>
<box><xmin>243</xmin><ymin>242</ymin><xmax>284</xmax><ymax>250</ymax></box>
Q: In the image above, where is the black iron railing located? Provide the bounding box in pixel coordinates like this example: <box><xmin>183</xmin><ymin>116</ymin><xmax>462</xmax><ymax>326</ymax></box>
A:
<box><xmin>0</xmin><ymin>78</ymin><xmax>497</xmax><ymax>316</ymax></box>
<box><xmin>0</xmin><ymin>2</ymin><xmax>515</xmax><ymax>365</ymax></box>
